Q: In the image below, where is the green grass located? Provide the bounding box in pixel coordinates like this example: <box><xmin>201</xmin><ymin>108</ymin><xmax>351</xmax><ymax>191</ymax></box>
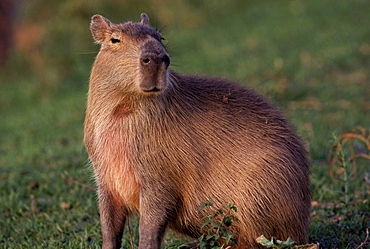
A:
<box><xmin>1</xmin><ymin>0</ymin><xmax>369</xmax><ymax>248</ymax></box>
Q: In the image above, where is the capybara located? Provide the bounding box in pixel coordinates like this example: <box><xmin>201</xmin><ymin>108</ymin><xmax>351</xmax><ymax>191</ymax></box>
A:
<box><xmin>84</xmin><ymin>13</ymin><xmax>310</xmax><ymax>249</ymax></box>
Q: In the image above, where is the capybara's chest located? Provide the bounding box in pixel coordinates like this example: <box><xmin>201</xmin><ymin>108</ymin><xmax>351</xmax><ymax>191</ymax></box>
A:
<box><xmin>93</xmin><ymin>123</ymin><xmax>140</xmax><ymax>211</ymax></box>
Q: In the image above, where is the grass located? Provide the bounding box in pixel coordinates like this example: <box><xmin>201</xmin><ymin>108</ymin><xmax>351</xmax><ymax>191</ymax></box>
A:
<box><xmin>1</xmin><ymin>0</ymin><xmax>369</xmax><ymax>248</ymax></box>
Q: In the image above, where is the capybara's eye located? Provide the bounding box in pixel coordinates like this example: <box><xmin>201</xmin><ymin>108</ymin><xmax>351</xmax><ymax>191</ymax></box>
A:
<box><xmin>111</xmin><ymin>38</ymin><xmax>120</xmax><ymax>44</ymax></box>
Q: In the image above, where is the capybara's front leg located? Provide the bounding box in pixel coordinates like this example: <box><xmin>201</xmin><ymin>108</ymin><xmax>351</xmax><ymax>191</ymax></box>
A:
<box><xmin>138</xmin><ymin>214</ymin><xmax>168</xmax><ymax>249</ymax></box>
<box><xmin>137</xmin><ymin>195</ymin><xmax>172</xmax><ymax>249</ymax></box>
<box><xmin>98</xmin><ymin>187</ymin><xmax>128</xmax><ymax>249</ymax></box>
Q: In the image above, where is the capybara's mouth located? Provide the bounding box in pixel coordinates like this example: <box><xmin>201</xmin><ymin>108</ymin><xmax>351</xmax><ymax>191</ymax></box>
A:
<box><xmin>142</xmin><ymin>87</ymin><xmax>161</xmax><ymax>93</ymax></box>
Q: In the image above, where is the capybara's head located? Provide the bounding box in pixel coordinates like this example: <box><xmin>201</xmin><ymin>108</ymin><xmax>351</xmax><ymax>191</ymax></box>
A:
<box><xmin>90</xmin><ymin>14</ymin><xmax>170</xmax><ymax>94</ymax></box>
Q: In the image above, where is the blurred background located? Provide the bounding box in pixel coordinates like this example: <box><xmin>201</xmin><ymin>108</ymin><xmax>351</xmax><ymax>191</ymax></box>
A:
<box><xmin>0</xmin><ymin>0</ymin><xmax>369</xmax><ymax>248</ymax></box>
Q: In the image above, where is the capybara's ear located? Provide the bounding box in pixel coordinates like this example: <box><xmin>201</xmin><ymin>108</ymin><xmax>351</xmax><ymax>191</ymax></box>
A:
<box><xmin>90</xmin><ymin>15</ymin><xmax>112</xmax><ymax>44</ymax></box>
<box><xmin>140</xmin><ymin>13</ymin><xmax>149</xmax><ymax>26</ymax></box>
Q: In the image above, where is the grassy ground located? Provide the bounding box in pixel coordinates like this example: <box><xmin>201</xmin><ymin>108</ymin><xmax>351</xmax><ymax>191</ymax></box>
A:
<box><xmin>1</xmin><ymin>0</ymin><xmax>369</xmax><ymax>248</ymax></box>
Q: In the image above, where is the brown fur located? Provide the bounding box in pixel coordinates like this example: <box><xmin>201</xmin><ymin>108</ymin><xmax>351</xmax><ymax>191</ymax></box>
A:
<box><xmin>84</xmin><ymin>13</ymin><xmax>311</xmax><ymax>249</ymax></box>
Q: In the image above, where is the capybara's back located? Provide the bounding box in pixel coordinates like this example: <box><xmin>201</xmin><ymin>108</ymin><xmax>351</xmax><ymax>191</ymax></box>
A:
<box><xmin>84</xmin><ymin>13</ymin><xmax>311</xmax><ymax>249</ymax></box>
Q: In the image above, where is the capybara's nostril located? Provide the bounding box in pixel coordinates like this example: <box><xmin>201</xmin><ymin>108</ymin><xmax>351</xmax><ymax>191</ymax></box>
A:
<box><xmin>141</xmin><ymin>54</ymin><xmax>169</xmax><ymax>66</ymax></box>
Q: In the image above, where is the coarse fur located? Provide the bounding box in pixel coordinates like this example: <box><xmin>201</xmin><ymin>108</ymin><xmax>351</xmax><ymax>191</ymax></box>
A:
<box><xmin>84</xmin><ymin>13</ymin><xmax>311</xmax><ymax>249</ymax></box>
